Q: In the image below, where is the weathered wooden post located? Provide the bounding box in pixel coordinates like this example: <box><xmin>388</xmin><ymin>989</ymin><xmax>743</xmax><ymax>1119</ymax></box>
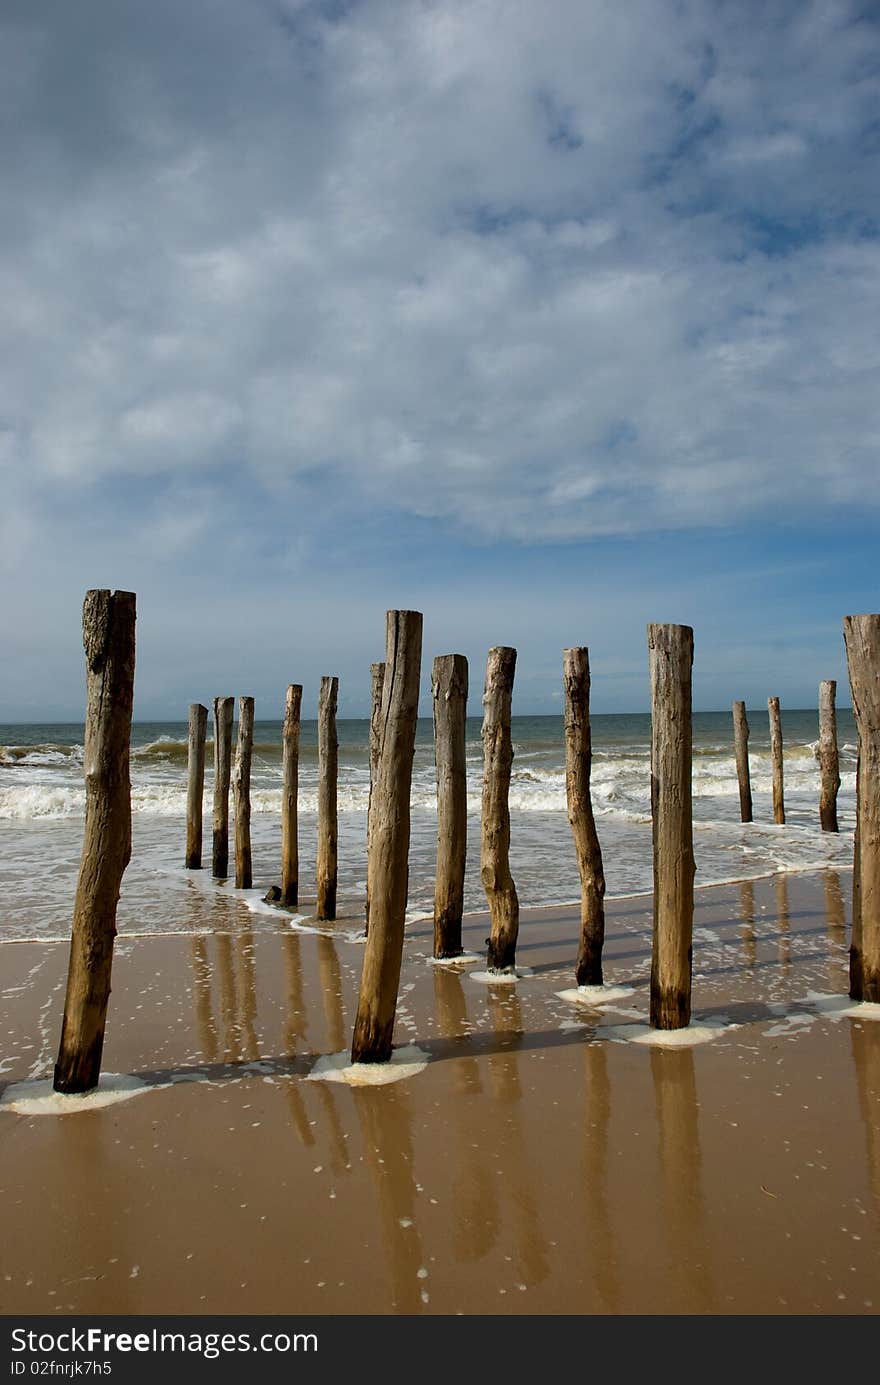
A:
<box><xmin>185</xmin><ymin>702</ymin><xmax>208</xmax><ymax>868</ymax></box>
<box><xmin>232</xmin><ymin>696</ymin><xmax>254</xmax><ymax>889</ymax></box>
<box><xmin>768</xmin><ymin>696</ymin><xmax>785</xmax><ymax>824</ymax></box>
<box><xmin>364</xmin><ymin>661</ymin><xmax>385</xmax><ymax>934</ymax></box>
<box><xmin>281</xmin><ymin>684</ymin><xmax>302</xmax><ymax>907</ymax></box>
<box><xmin>316</xmin><ymin>675</ymin><xmax>338</xmax><ymax>921</ymax></box>
<box><xmin>432</xmin><ymin>654</ymin><xmax>469</xmax><ymax>960</ymax></box>
<box><xmin>351</xmin><ymin>610</ymin><xmax>422</xmax><ymax>1063</ymax></box>
<box><xmin>563</xmin><ymin>647</ymin><xmax>606</xmax><ymax>985</ymax></box>
<box><xmin>54</xmin><ymin>590</ymin><xmax>136</xmax><ymax>1094</ymax></box>
<box><xmin>212</xmin><ymin>696</ymin><xmax>234</xmax><ymax>877</ymax></box>
<box><xmin>481</xmin><ymin>646</ymin><xmax>519</xmax><ymax>973</ymax></box>
<box><xmin>843</xmin><ymin>615</ymin><xmax>880</xmax><ymax>1002</ymax></box>
<box><xmin>648</xmin><ymin>623</ymin><xmax>695</xmax><ymax>1030</ymax></box>
<box><xmin>732</xmin><ymin>700</ymin><xmax>753</xmax><ymax>824</ymax></box>
<box><xmin>818</xmin><ymin>679</ymin><xmax>840</xmax><ymax>832</ymax></box>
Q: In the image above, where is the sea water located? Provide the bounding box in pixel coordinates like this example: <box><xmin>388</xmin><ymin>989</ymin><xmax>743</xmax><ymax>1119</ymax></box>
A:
<box><xmin>0</xmin><ymin>711</ymin><xmax>856</xmax><ymax>941</ymax></box>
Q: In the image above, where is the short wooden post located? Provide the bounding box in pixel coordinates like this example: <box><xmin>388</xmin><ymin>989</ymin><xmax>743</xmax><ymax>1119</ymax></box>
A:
<box><xmin>732</xmin><ymin>700</ymin><xmax>752</xmax><ymax>824</ymax></box>
<box><xmin>365</xmin><ymin>661</ymin><xmax>385</xmax><ymax>934</ymax></box>
<box><xmin>185</xmin><ymin>702</ymin><xmax>208</xmax><ymax>868</ymax></box>
<box><xmin>316</xmin><ymin>675</ymin><xmax>338</xmax><ymax>921</ymax></box>
<box><xmin>281</xmin><ymin>684</ymin><xmax>302</xmax><ymax>906</ymax></box>
<box><xmin>232</xmin><ymin>696</ymin><xmax>254</xmax><ymax>889</ymax></box>
<box><xmin>843</xmin><ymin>615</ymin><xmax>880</xmax><ymax>1002</ymax></box>
<box><xmin>563</xmin><ymin>648</ymin><xmax>606</xmax><ymax>985</ymax></box>
<box><xmin>54</xmin><ymin>590</ymin><xmax>136</xmax><ymax>1094</ymax></box>
<box><xmin>481</xmin><ymin>646</ymin><xmax>519</xmax><ymax>973</ymax></box>
<box><xmin>351</xmin><ymin>610</ymin><xmax>422</xmax><ymax>1063</ymax></box>
<box><xmin>818</xmin><ymin>679</ymin><xmax>840</xmax><ymax>832</ymax></box>
<box><xmin>648</xmin><ymin>623</ymin><xmax>695</xmax><ymax>1030</ymax></box>
<box><xmin>432</xmin><ymin>654</ymin><xmax>469</xmax><ymax>959</ymax></box>
<box><xmin>768</xmin><ymin>696</ymin><xmax>785</xmax><ymax>824</ymax></box>
<box><xmin>212</xmin><ymin>696</ymin><xmax>233</xmax><ymax>877</ymax></box>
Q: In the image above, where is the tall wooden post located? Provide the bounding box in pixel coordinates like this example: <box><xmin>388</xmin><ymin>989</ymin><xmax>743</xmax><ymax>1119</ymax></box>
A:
<box><xmin>281</xmin><ymin>684</ymin><xmax>302</xmax><ymax>906</ymax></box>
<box><xmin>185</xmin><ymin>702</ymin><xmax>208</xmax><ymax>868</ymax></box>
<box><xmin>351</xmin><ymin>610</ymin><xmax>422</xmax><ymax>1063</ymax></box>
<box><xmin>365</xmin><ymin>661</ymin><xmax>385</xmax><ymax>935</ymax></box>
<box><xmin>732</xmin><ymin>700</ymin><xmax>752</xmax><ymax>824</ymax></box>
<box><xmin>54</xmin><ymin>590</ymin><xmax>136</xmax><ymax>1094</ymax></box>
<box><xmin>316</xmin><ymin>675</ymin><xmax>338</xmax><ymax>921</ymax></box>
<box><xmin>648</xmin><ymin>623</ymin><xmax>695</xmax><ymax>1030</ymax></box>
<box><xmin>843</xmin><ymin>615</ymin><xmax>880</xmax><ymax>1002</ymax></box>
<box><xmin>481</xmin><ymin>646</ymin><xmax>519</xmax><ymax>973</ymax></box>
<box><xmin>212</xmin><ymin>696</ymin><xmax>234</xmax><ymax>877</ymax></box>
<box><xmin>232</xmin><ymin>696</ymin><xmax>254</xmax><ymax>890</ymax></box>
<box><xmin>818</xmin><ymin>679</ymin><xmax>840</xmax><ymax>833</ymax></box>
<box><xmin>432</xmin><ymin>654</ymin><xmax>469</xmax><ymax>959</ymax></box>
<box><xmin>563</xmin><ymin>648</ymin><xmax>606</xmax><ymax>985</ymax></box>
<box><xmin>768</xmin><ymin>696</ymin><xmax>785</xmax><ymax>825</ymax></box>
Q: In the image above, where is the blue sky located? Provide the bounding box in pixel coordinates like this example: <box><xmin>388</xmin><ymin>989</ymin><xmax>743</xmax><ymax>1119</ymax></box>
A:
<box><xmin>1</xmin><ymin>0</ymin><xmax>878</xmax><ymax>719</ymax></box>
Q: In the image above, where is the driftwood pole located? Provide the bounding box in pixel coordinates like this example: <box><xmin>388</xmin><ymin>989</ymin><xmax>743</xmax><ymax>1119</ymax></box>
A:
<box><xmin>648</xmin><ymin>623</ymin><xmax>695</xmax><ymax>1030</ymax></box>
<box><xmin>768</xmin><ymin>696</ymin><xmax>785</xmax><ymax>825</ymax></box>
<box><xmin>365</xmin><ymin>661</ymin><xmax>385</xmax><ymax>935</ymax></box>
<box><xmin>563</xmin><ymin>647</ymin><xmax>606</xmax><ymax>986</ymax></box>
<box><xmin>232</xmin><ymin>696</ymin><xmax>254</xmax><ymax>890</ymax></box>
<box><xmin>732</xmin><ymin>700</ymin><xmax>753</xmax><ymax>824</ymax></box>
<box><xmin>843</xmin><ymin>615</ymin><xmax>880</xmax><ymax>1002</ymax></box>
<box><xmin>351</xmin><ymin>610</ymin><xmax>423</xmax><ymax>1063</ymax></box>
<box><xmin>185</xmin><ymin>702</ymin><xmax>208</xmax><ymax>869</ymax></box>
<box><xmin>281</xmin><ymin>684</ymin><xmax>302</xmax><ymax>906</ymax></box>
<box><xmin>316</xmin><ymin>675</ymin><xmax>339</xmax><ymax>921</ymax></box>
<box><xmin>818</xmin><ymin>679</ymin><xmax>840</xmax><ymax>833</ymax></box>
<box><xmin>432</xmin><ymin>654</ymin><xmax>469</xmax><ymax>959</ymax></box>
<box><xmin>54</xmin><ymin>590</ymin><xmax>136</xmax><ymax>1094</ymax></box>
<box><xmin>212</xmin><ymin>696</ymin><xmax>233</xmax><ymax>878</ymax></box>
<box><xmin>481</xmin><ymin>646</ymin><xmax>519</xmax><ymax>973</ymax></box>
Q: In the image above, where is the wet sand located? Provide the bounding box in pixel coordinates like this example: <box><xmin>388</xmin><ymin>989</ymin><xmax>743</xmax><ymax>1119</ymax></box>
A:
<box><xmin>1</xmin><ymin>869</ymin><xmax>878</xmax><ymax>1316</ymax></box>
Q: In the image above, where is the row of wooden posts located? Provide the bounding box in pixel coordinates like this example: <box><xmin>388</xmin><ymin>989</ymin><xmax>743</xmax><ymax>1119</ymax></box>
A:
<box><xmin>53</xmin><ymin>594</ymin><xmax>880</xmax><ymax>1094</ymax></box>
<box><xmin>732</xmin><ymin>686</ymin><xmax>841</xmax><ymax>830</ymax></box>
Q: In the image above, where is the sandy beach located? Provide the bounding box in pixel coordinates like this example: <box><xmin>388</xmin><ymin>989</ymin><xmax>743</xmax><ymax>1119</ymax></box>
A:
<box><xmin>1</xmin><ymin>868</ymin><xmax>877</xmax><ymax>1316</ymax></box>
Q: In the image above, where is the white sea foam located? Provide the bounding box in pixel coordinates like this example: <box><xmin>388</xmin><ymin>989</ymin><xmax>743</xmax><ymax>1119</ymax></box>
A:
<box><xmin>601</xmin><ymin>1020</ymin><xmax>734</xmax><ymax>1047</ymax></box>
<box><xmin>307</xmin><ymin>1046</ymin><xmax>429</xmax><ymax>1086</ymax></box>
<box><xmin>0</xmin><ymin>1073</ymin><xmax>152</xmax><ymax>1115</ymax></box>
<box><xmin>555</xmin><ymin>984</ymin><xmax>635</xmax><ymax>1008</ymax></box>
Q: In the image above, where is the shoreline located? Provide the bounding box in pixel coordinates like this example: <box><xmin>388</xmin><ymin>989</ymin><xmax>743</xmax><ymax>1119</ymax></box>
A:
<box><xmin>1</xmin><ymin>867</ymin><xmax>877</xmax><ymax>1315</ymax></box>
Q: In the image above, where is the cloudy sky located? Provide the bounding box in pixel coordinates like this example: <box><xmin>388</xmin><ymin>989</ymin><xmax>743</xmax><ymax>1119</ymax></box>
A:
<box><xmin>2</xmin><ymin>0</ymin><xmax>877</xmax><ymax>720</ymax></box>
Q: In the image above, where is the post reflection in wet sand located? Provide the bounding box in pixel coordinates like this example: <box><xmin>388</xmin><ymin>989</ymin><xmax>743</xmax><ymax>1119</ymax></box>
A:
<box><xmin>581</xmin><ymin>1043</ymin><xmax>620</xmax><ymax>1313</ymax></box>
<box><xmin>432</xmin><ymin>968</ymin><xmax>482</xmax><ymax>1095</ymax></box>
<box><xmin>650</xmin><ymin>1046</ymin><xmax>716</xmax><ymax>1312</ymax></box>
<box><xmin>190</xmin><ymin>937</ymin><xmax>218</xmax><ymax>1063</ymax></box>
<box><xmin>738</xmin><ymin>879</ymin><xmax>757</xmax><ymax>970</ymax></box>
<box><xmin>216</xmin><ymin>934</ymin><xmax>239</xmax><ymax>1064</ymax></box>
<box><xmin>775</xmin><ymin>874</ymin><xmax>791</xmax><ymax>974</ymax></box>
<box><xmin>483</xmin><ymin>988</ymin><xmax>549</xmax><ymax>1289</ymax></box>
<box><xmin>282</xmin><ymin>932</ymin><xmax>314</xmax><ymax>1147</ymax></box>
<box><xmin>236</xmin><ymin>926</ymin><xmax>260</xmax><ymax>1062</ymax></box>
<box><xmin>316</xmin><ymin>935</ymin><xmax>346</xmax><ymax>1055</ymax></box>
<box><xmin>352</xmin><ymin>1085</ymin><xmax>426</xmax><ymax>1313</ymax></box>
<box><xmin>850</xmin><ymin>1018</ymin><xmax>880</xmax><ymax>1230</ymax></box>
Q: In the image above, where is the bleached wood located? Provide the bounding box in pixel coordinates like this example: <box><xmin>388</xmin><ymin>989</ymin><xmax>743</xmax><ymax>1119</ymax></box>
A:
<box><xmin>281</xmin><ymin>684</ymin><xmax>302</xmax><ymax>906</ymax></box>
<box><xmin>648</xmin><ymin>623</ymin><xmax>695</xmax><ymax>1030</ymax></box>
<box><xmin>481</xmin><ymin>646</ymin><xmax>519</xmax><ymax>972</ymax></box>
<box><xmin>563</xmin><ymin>648</ymin><xmax>606</xmax><ymax>985</ymax></box>
<box><xmin>232</xmin><ymin>696</ymin><xmax>254</xmax><ymax>890</ymax></box>
<box><xmin>843</xmin><ymin>615</ymin><xmax>880</xmax><ymax>1002</ymax></box>
<box><xmin>351</xmin><ymin>611</ymin><xmax>422</xmax><ymax>1063</ymax></box>
<box><xmin>818</xmin><ymin>679</ymin><xmax>840</xmax><ymax>833</ymax></box>
<box><xmin>316</xmin><ymin>676</ymin><xmax>339</xmax><ymax>920</ymax></box>
<box><xmin>732</xmin><ymin>700</ymin><xmax>752</xmax><ymax>824</ymax></box>
<box><xmin>54</xmin><ymin>590</ymin><xmax>136</xmax><ymax>1093</ymax></box>
<box><xmin>364</xmin><ymin>661</ymin><xmax>385</xmax><ymax>934</ymax></box>
<box><xmin>185</xmin><ymin>703</ymin><xmax>208</xmax><ymax>868</ymax></box>
<box><xmin>432</xmin><ymin>654</ymin><xmax>469</xmax><ymax>959</ymax></box>
<box><xmin>768</xmin><ymin>696</ymin><xmax>785</xmax><ymax>825</ymax></box>
<box><xmin>212</xmin><ymin>696</ymin><xmax>234</xmax><ymax>877</ymax></box>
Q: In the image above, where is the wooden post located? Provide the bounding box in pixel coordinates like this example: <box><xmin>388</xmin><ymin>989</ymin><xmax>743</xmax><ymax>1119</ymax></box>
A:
<box><xmin>212</xmin><ymin>696</ymin><xmax>233</xmax><ymax>877</ymax></box>
<box><xmin>281</xmin><ymin>684</ymin><xmax>302</xmax><ymax>906</ymax></box>
<box><xmin>481</xmin><ymin>646</ymin><xmax>519</xmax><ymax>973</ymax></box>
<box><xmin>732</xmin><ymin>700</ymin><xmax>753</xmax><ymax>824</ymax></box>
<box><xmin>365</xmin><ymin>661</ymin><xmax>385</xmax><ymax>934</ymax></box>
<box><xmin>232</xmin><ymin>696</ymin><xmax>254</xmax><ymax>890</ymax></box>
<box><xmin>843</xmin><ymin>615</ymin><xmax>880</xmax><ymax>1002</ymax></box>
<box><xmin>563</xmin><ymin>647</ymin><xmax>606</xmax><ymax>985</ymax></box>
<box><xmin>316</xmin><ymin>675</ymin><xmax>339</xmax><ymax>921</ymax></box>
<box><xmin>648</xmin><ymin>623</ymin><xmax>695</xmax><ymax>1030</ymax></box>
<box><xmin>54</xmin><ymin>590</ymin><xmax>136</xmax><ymax>1094</ymax></box>
<box><xmin>768</xmin><ymin>696</ymin><xmax>785</xmax><ymax>824</ymax></box>
<box><xmin>432</xmin><ymin>654</ymin><xmax>469</xmax><ymax>959</ymax></box>
<box><xmin>185</xmin><ymin>702</ymin><xmax>208</xmax><ymax>868</ymax></box>
<box><xmin>351</xmin><ymin>610</ymin><xmax>422</xmax><ymax>1063</ymax></box>
<box><xmin>818</xmin><ymin>679</ymin><xmax>840</xmax><ymax>833</ymax></box>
